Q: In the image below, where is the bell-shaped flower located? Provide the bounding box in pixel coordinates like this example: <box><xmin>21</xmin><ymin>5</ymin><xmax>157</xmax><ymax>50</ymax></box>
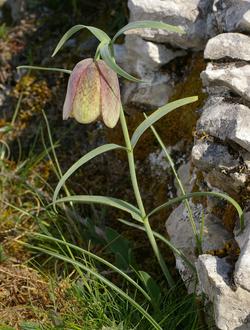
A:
<box><xmin>63</xmin><ymin>58</ymin><xmax>121</xmax><ymax>128</ymax></box>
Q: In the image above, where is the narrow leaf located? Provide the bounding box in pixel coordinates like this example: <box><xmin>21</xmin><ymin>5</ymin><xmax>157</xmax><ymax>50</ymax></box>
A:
<box><xmin>138</xmin><ymin>271</ymin><xmax>162</xmax><ymax>310</ymax></box>
<box><xmin>131</xmin><ymin>96</ymin><xmax>198</xmax><ymax>148</ymax></box>
<box><xmin>112</xmin><ymin>20</ymin><xmax>184</xmax><ymax>43</ymax></box>
<box><xmin>147</xmin><ymin>191</ymin><xmax>244</xmax><ymax>231</ymax></box>
<box><xmin>100</xmin><ymin>43</ymin><xmax>142</xmax><ymax>82</ymax></box>
<box><xmin>53</xmin><ymin>144</ymin><xmax>126</xmax><ymax>206</ymax></box>
<box><xmin>118</xmin><ymin>219</ymin><xmax>196</xmax><ymax>273</ymax></box>
<box><xmin>23</xmin><ymin>243</ymin><xmax>162</xmax><ymax>330</ymax></box>
<box><xmin>17</xmin><ymin>65</ymin><xmax>72</xmax><ymax>74</ymax></box>
<box><xmin>52</xmin><ymin>25</ymin><xmax>110</xmax><ymax>57</ymax></box>
<box><xmin>53</xmin><ymin>195</ymin><xmax>142</xmax><ymax>222</ymax></box>
<box><xmin>30</xmin><ymin>232</ymin><xmax>152</xmax><ymax>302</ymax></box>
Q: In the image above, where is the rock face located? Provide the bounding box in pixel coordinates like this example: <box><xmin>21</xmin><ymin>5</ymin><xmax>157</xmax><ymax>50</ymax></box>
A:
<box><xmin>192</xmin><ymin>140</ymin><xmax>240</xmax><ymax>172</ymax></box>
<box><xmin>166</xmin><ymin>203</ymin><xmax>233</xmax><ymax>292</ymax></box>
<box><xmin>197</xmin><ymin>254</ymin><xmax>250</xmax><ymax>330</ymax></box>
<box><xmin>201</xmin><ymin>63</ymin><xmax>250</xmax><ymax>102</ymax></box>
<box><xmin>197</xmin><ymin>102</ymin><xmax>250</xmax><ymax>152</ymax></box>
<box><xmin>128</xmin><ymin>0</ymin><xmax>208</xmax><ymax>50</ymax></box>
<box><xmin>115</xmin><ymin>35</ymin><xmax>185</xmax><ymax>108</ymax></box>
<box><xmin>212</xmin><ymin>0</ymin><xmax>250</xmax><ymax>33</ymax></box>
<box><xmin>204</xmin><ymin>33</ymin><xmax>250</xmax><ymax>60</ymax></box>
<box><xmin>124</xmin><ymin>1</ymin><xmax>250</xmax><ymax>329</ymax></box>
<box><xmin>234</xmin><ymin>212</ymin><xmax>250</xmax><ymax>292</ymax></box>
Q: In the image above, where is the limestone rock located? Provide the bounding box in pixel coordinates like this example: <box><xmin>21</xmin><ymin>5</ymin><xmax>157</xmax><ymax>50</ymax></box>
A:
<box><xmin>197</xmin><ymin>102</ymin><xmax>250</xmax><ymax>152</ymax></box>
<box><xmin>127</xmin><ymin>0</ymin><xmax>208</xmax><ymax>50</ymax></box>
<box><xmin>123</xmin><ymin>35</ymin><xmax>186</xmax><ymax>72</ymax></box>
<box><xmin>175</xmin><ymin>160</ymin><xmax>196</xmax><ymax>196</ymax></box>
<box><xmin>166</xmin><ymin>203</ymin><xmax>232</xmax><ymax>291</ymax></box>
<box><xmin>234</xmin><ymin>212</ymin><xmax>250</xmax><ymax>292</ymax></box>
<box><xmin>197</xmin><ymin>254</ymin><xmax>250</xmax><ymax>330</ymax></box>
<box><xmin>192</xmin><ymin>140</ymin><xmax>239</xmax><ymax>172</ymax></box>
<box><xmin>204</xmin><ymin>33</ymin><xmax>250</xmax><ymax>60</ymax></box>
<box><xmin>201</xmin><ymin>63</ymin><xmax>250</xmax><ymax>102</ymax></box>
<box><xmin>204</xmin><ymin>169</ymin><xmax>248</xmax><ymax>195</ymax></box>
<box><xmin>122</xmin><ymin>71</ymin><xmax>173</xmax><ymax>108</ymax></box>
<box><xmin>114</xmin><ymin>36</ymin><xmax>185</xmax><ymax>108</ymax></box>
<box><xmin>212</xmin><ymin>0</ymin><xmax>250</xmax><ymax>33</ymax></box>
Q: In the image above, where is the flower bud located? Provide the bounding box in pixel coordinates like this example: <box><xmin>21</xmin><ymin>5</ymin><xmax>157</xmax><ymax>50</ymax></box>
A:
<box><xmin>63</xmin><ymin>58</ymin><xmax>121</xmax><ymax>128</ymax></box>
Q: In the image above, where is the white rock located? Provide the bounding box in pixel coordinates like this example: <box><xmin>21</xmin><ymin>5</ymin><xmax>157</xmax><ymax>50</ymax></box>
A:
<box><xmin>122</xmin><ymin>70</ymin><xmax>173</xmax><ymax>108</ymax></box>
<box><xmin>192</xmin><ymin>140</ymin><xmax>240</xmax><ymax>172</ymax></box>
<box><xmin>166</xmin><ymin>203</ymin><xmax>232</xmax><ymax>291</ymax></box>
<box><xmin>204</xmin><ymin>33</ymin><xmax>250</xmax><ymax>60</ymax></box>
<box><xmin>197</xmin><ymin>254</ymin><xmax>250</xmax><ymax>330</ymax></box>
<box><xmin>197</xmin><ymin>102</ymin><xmax>250</xmax><ymax>152</ymax></box>
<box><xmin>175</xmin><ymin>160</ymin><xmax>196</xmax><ymax>196</ymax></box>
<box><xmin>201</xmin><ymin>63</ymin><xmax>250</xmax><ymax>102</ymax></box>
<box><xmin>124</xmin><ymin>35</ymin><xmax>186</xmax><ymax>72</ymax></box>
<box><xmin>234</xmin><ymin>212</ymin><xmax>250</xmax><ymax>292</ymax></box>
<box><xmin>114</xmin><ymin>36</ymin><xmax>185</xmax><ymax>108</ymax></box>
<box><xmin>127</xmin><ymin>0</ymin><xmax>208</xmax><ymax>50</ymax></box>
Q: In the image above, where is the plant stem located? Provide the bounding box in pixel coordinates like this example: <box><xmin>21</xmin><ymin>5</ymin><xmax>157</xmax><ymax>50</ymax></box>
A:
<box><xmin>146</xmin><ymin>117</ymin><xmax>202</xmax><ymax>254</ymax></box>
<box><xmin>119</xmin><ymin>107</ymin><xmax>174</xmax><ymax>287</ymax></box>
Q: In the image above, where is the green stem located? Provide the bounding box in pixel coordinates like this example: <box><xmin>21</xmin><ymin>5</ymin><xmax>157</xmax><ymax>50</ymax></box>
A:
<box><xmin>146</xmin><ymin>117</ymin><xmax>202</xmax><ymax>254</ymax></box>
<box><xmin>119</xmin><ymin>107</ymin><xmax>174</xmax><ymax>287</ymax></box>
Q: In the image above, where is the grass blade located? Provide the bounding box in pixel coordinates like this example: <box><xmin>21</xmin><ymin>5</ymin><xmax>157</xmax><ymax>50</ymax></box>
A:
<box><xmin>53</xmin><ymin>143</ymin><xmax>126</xmax><ymax>206</ymax></box>
<box><xmin>23</xmin><ymin>243</ymin><xmax>162</xmax><ymax>330</ymax></box>
<box><xmin>146</xmin><ymin>114</ymin><xmax>201</xmax><ymax>252</ymax></box>
<box><xmin>147</xmin><ymin>191</ymin><xmax>244</xmax><ymax>231</ymax></box>
<box><xmin>52</xmin><ymin>25</ymin><xmax>110</xmax><ymax>57</ymax></box>
<box><xmin>31</xmin><ymin>232</ymin><xmax>152</xmax><ymax>303</ymax></box>
<box><xmin>17</xmin><ymin>65</ymin><xmax>72</xmax><ymax>74</ymax></box>
<box><xmin>53</xmin><ymin>195</ymin><xmax>142</xmax><ymax>222</ymax></box>
<box><xmin>131</xmin><ymin>96</ymin><xmax>198</xmax><ymax>148</ymax></box>
<box><xmin>112</xmin><ymin>20</ymin><xmax>184</xmax><ymax>43</ymax></box>
<box><xmin>100</xmin><ymin>43</ymin><xmax>142</xmax><ymax>82</ymax></box>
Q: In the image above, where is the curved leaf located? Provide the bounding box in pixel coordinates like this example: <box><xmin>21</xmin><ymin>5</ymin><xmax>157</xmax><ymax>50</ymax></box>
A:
<box><xmin>112</xmin><ymin>20</ymin><xmax>184</xmax><ymax>43</ymax></box>
<box><xmin>17</xmin><ymin>65</ymin><xmax>72</xmax><ymax>74</ymax></box>
<box><xmin>131</xmin><ymin>96</ymin><xmax>198</xmax><ymax>148</ymax></box>
<box><xmin>24</xmin><ymin>243</ymin><xmax>162</xmax><ymax>330</ymax></box>
<box><xmin>53</xmin><ymin>144</ymin><xmax>126</xmax><ymax>206</ymax></box>
<box><xmin>147</xmin><ymin>191</ymin><xmax>244</xmax><ymax>231</ymax></box>
<box><xmin>100</xmin><ymin>43</ymin><xmax>142</xmax><ymax>82</ymax></box>
<box><xmin>52</xmin><ymin>25</ymin><xmax>111</xmax><ymax>57</ymax></box>
<box><xmin>53</xmin><ymin>195</ymin><xmax>142</xmax><ymax>222</ymax></box>
<box><xmin>32</xmin><ymin>233</ymin><xmax>152</xmax><ymax>302</ymax></box>
<box><xmin>118</xmin><ymin>219</ymin><xmax>196</xmax><ymax>273</ymax></box>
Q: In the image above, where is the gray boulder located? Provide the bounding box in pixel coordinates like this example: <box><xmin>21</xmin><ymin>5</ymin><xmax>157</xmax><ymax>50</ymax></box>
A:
<box><xmin>166</xmin><ymin>202</ymin><xmax>232</xmax><ymax>292</ymax></box>
<box><xmin>204</xmin><ymin>33</ymin><xmax>250</xmax><ymax>60</ymax></box>
<box><xmin>127</xmin><ymin>0</ymin><xmax>208</xmax><ymax>50</ymax></box>
<box><xmin>197</xmin><ymin>254</ymin><xmax>250</xmax><ymax>330</ymax></box>
<box><xmin>192</xmin><ymin>140</ymin><xmax>240</xmax><ymax>172</ymax></box>
<box><xmin>234</xmin><ymin>212</ymin><xmax>250</xmax><ymax>292</ymax></box>
<box><xmin>201</xmin><ymin>63</ymin><xmax>250</xmax><ymax>102</ymax></box>
<box><xmin>212</xmin><ymin>0</ymin><xmax>250</xmax><ymax>33</ymax></box>
<box><xmin>197</xmin><ymin>102</ymin><xmax>250</xmax><ymax>152</ymax></box>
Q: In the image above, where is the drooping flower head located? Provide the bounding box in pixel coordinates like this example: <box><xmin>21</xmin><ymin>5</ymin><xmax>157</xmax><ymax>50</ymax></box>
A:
<box><xmin>63</xmin><ymin>58</ymin><xmax>121</xmax><ymax>128</ymax></box>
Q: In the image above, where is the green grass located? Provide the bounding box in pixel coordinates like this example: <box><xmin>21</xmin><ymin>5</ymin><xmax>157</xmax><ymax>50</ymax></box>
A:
<box><xmin>0</xmin><ymin>101</ymin><xmax>202</xmax><ymax>329</ymax></box>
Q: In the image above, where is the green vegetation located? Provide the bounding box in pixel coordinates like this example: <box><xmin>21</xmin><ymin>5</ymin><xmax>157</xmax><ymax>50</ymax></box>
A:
<box><xmin>0</xmin><ymin>5</ymin><xmax>243</xmax><ymax>329</ymax></box>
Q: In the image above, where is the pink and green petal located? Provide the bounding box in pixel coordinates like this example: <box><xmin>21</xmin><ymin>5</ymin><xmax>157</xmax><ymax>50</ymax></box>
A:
<box><xmin>72</xmin><ymin>63</ymin><xmax>101</xmax><ymax>124</ymax></box>
<box><xmin>63</xmin><ymin>58</ymin><xmax>93</xmax><ymax>120</ymax></box>
<box><xmin>97</xmin><ymin>60</ymin><xmax>121</xmax><ymax>128</ymax></box>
